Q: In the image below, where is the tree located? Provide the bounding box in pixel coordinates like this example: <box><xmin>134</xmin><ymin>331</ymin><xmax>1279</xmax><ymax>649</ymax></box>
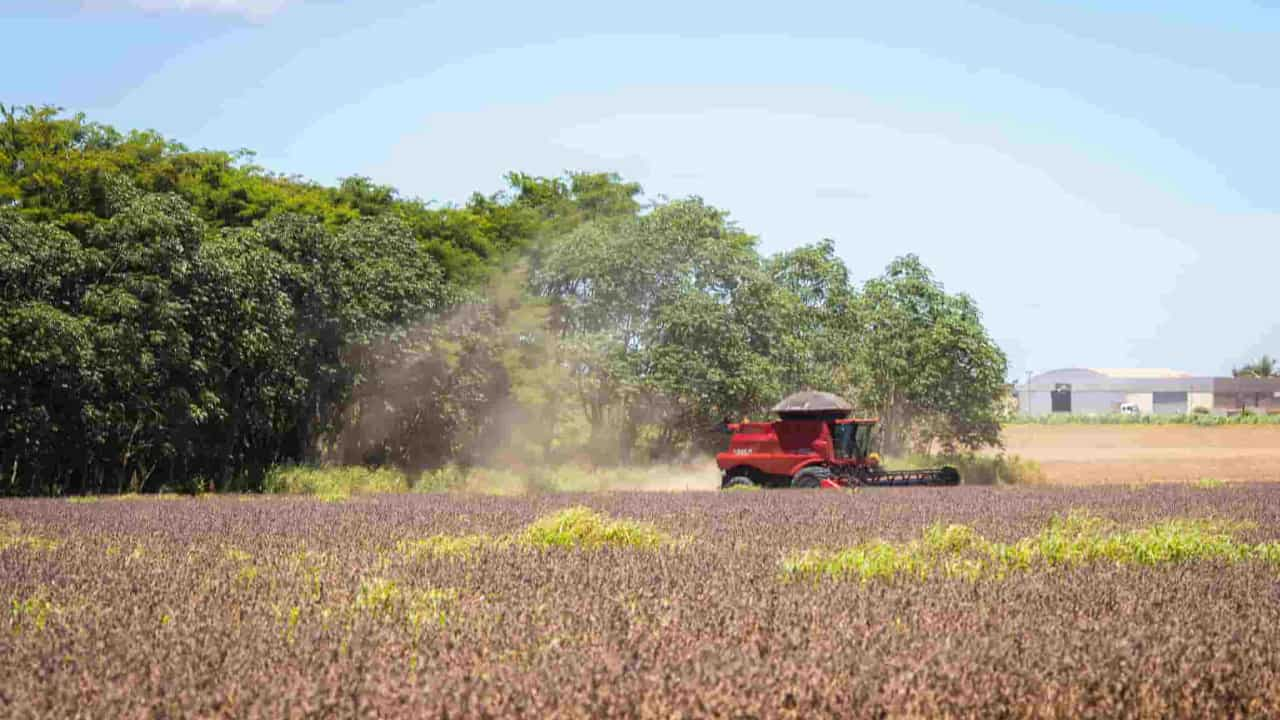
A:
<box><xmin>0</xmin><ymin>180</ymin><xmax>448</xmax><ymax>493</ymax></box>
<box><xmin>334</xmin><ymin>265</ymin><xmax>576</xmax><ymax>471</ymax></box>
<box><xmin>1232</xmin><ymin>355</ymin><xmax>1277</xmax><ymax>378</ymax></box>
<box><xmin>765</xmin><ymin>239</ymin><xmax>860</xmax><ymax>395</ymax></box>
<box><xmin>852</xmin><ymin>255</ymin><xmax>1008</xmax><ymax>455</ymax></box>
<box><xmin>537</xmin><ymin>198</ymin><xmax>777</xmax><ymax>460</ymax></box>
<box><xmin>0</xmin><ymin>103</ymin><xmax>1017</xmax><ymax>493</ymax></box>
<box><xmin>506</xmin><ymin>171</ymin><xmax>642</xmax><ymax>228</ymax></box>
<box><xmin>235</xmin><ymin>211</ymin><xmax>447</xmax><ymax>464</ymax></box>
<box><xmin>0</xmin><ymin>211</ymin><xmax>95</xmax><ymax>494</ymax></box>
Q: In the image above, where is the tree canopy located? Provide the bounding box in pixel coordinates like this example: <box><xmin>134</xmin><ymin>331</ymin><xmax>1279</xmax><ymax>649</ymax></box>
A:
<box><xmin>0</xmin><ymin>104</ymin><xmax>1008</xmax><ymax>494</ymax></box>
<box><xmin>1233</xmin><ymin>355</ymin><xmax>1278</xmax><ymax>378</ymax></box>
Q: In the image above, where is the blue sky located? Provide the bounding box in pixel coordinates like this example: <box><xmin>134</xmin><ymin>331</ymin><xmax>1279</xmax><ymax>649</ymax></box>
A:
<box><xmin>6</xmin><ymin>0</ymin><xmax>1279</xmax><ymax>378</ymax></box>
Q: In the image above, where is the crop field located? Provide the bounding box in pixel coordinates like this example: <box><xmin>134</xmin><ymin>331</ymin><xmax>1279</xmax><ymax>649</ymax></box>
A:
<box><xmin>5</xmin><ymin>486</ymin><xmax>1280</xmax><ymax>717</ymax></box>
<box><xmin>1002</xmin><ymin>424</ymin><xmax>1280</xmax><ymax>485</ymax></box>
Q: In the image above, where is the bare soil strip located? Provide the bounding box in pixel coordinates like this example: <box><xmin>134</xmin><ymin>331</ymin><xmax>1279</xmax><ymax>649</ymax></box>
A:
<box><xmin>1002</xmin><ymin>425</ymin><xmax>1280</xmax><ymax>485</ymax></box>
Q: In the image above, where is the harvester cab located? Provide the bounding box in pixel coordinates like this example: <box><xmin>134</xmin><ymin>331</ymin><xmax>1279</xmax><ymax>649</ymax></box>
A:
<box><xmin>716</xmin><ymin>391</ymin><xmax>960</xmax><ymax>489</ymax></box>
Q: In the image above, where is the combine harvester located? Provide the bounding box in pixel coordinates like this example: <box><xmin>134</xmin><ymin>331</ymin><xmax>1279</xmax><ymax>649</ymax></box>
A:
<box><xmin>716</xmin><ymin>391</ymin><xmax>960</xmax><ymax>489</ymax></box>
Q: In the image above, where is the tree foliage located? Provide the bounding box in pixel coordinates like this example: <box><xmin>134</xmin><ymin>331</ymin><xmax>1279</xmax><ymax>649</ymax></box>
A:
<box><xmin>853</xmin><ymin>256</ymin><xmax>1007</xmax><ymax>453</ymax></box>
<box><xmin>1</xmin><ymin>105</ymin><xmax>1009</xmax><ymax>493</ymax></box>
<box><xmin>1232</xmin><ymin>355</ymin><xmax>1277</xmax><ymax>378</ymax></box>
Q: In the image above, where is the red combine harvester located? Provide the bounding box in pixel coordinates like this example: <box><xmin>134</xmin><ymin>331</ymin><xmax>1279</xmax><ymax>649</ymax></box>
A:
<box><xmin>716</xmin><ymin>391</ymin><xmax>960</xmax><ymax>489</ymax></box>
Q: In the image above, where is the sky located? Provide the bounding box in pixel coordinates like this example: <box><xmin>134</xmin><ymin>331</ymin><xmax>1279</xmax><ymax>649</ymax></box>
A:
<box><xmin>5</xmin><ymin>0</ymin><xmax>1279</xmax><ymax>379</ymax></box>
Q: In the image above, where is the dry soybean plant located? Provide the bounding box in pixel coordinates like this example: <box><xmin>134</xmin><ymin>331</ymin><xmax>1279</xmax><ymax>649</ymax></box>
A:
<box><xmin>3</xmin><ymin>485</ymin><xmax>1280</xmax><ymax>717</ymax></box>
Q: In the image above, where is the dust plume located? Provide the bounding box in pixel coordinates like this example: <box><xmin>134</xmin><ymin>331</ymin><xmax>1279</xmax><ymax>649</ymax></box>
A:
<box><xmin>328</xmin><ymin>267</ymin><xmax>724</xmax><ymax>493</ymax></box>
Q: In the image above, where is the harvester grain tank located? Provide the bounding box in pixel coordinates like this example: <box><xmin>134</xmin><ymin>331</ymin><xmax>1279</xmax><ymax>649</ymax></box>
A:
<box><xmin>716</xmin><ymin>391</ymin><xmax>960</xmax><ymax>489</ymax></box>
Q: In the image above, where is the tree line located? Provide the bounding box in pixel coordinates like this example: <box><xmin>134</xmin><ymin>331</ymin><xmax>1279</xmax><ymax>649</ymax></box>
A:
<box><xmin>0</xmin><ymin>105</ymin><xmax>1008</xmax><ymax>495</ymax></box>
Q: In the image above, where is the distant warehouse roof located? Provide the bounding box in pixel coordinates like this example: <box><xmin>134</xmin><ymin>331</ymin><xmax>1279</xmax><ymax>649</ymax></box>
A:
<box><xmin>1087</xmin><ymin>368</ymin><xmax>1193</xmax><ymax>380</ymax></box>
<box><xmin>1026</xmin><ymin>368</ymin><xmax>1207</xmax><ymax>390</ymax></box>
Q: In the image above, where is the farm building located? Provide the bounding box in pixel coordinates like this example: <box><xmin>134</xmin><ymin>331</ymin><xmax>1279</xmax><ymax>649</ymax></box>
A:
<box><xmin>1016</xmin><ymin>368</ymin><xmax>1280</xmax><ymax>416</ymax></box>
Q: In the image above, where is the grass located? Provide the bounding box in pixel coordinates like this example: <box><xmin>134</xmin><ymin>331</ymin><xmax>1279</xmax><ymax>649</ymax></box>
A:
<box><xmin>1193</xmin><ymin>477</ymin><xmax>1226</xmax><ymax>489</ymax></box>
<box><xmin>782</xmin><ymin>511</ymin><xmax>1280</xmax><ymax>583</ymax></box>
<box><xmin>263</xmin><ymin>466</ymin><xmax>409</xmax><ymax>500</ymax></box>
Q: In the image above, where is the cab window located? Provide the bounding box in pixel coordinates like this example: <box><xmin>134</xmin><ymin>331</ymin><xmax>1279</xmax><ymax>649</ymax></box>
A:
<box><xmin>854</xmin><ymin>424</ymin><xmax>874</xmax><ymax>458</ymax></box>
<box><xmin>828</xmin><ymin>423</ymin><xmax>856</xmax><ymax>458</ymax></box>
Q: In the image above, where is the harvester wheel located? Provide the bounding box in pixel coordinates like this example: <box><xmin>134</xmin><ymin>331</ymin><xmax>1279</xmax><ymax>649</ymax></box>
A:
<box><xmin>723</xmin><ymin>475</ymin><xmax>756</xmax><ymax>490</ymax></box>
<box><xmin>792</xmin><ymin>466</ymin><xmax>830</xmax><ymax>489</ymax></box>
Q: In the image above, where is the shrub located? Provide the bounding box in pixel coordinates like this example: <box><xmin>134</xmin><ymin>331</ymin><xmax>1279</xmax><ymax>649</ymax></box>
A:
<box><xmin>263</xmin><ymin>466</ymin><xmax>409</xmax><ymax>499</ymax></box>
<box><xmin>413</xmin><ymin>464</ymin><xmax>470</xmax><ymax>493</ymax></box>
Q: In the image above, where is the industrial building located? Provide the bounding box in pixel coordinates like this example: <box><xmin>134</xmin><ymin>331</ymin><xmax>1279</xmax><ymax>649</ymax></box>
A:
<box><xmin>1016</xmin><ymin>368</ymin><xmax>1280</xmax><ymax>417</ymax></box>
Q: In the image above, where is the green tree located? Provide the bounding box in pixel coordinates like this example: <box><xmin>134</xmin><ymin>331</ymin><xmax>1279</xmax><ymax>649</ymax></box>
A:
<box><xmin>1</xmin><ymin>182</ymin><xmax>448</xmax><ymax>493</ymax></box>
<box><xmin>765</xmin><ymin>239</ymin><xmax>860</xmax><ymax>395</ymax></box>
<box><xmin>335</xmin><ymin>265</ymin><xmax>577</xmax><ymax>471</ymax></box>
<box><xmin>1232</xmin><ymin>355</ymin><xmax>1277</xmax><ymax>378</ymax></box>
<box><xmin>0</xmin><ymin>103</ymin><xmax>1016</xmax><ymax>493</ymax></box>
<box><xmin>852</xmin><ymin>255</ymin><xmax>1007</xmax><ymax>454</ymax></box>
<box><xmin>0</xmin><ymin>211</ymin><xmax>95</xmax><ymax>494</ymax></box>
<box><xmin>238</xmin><ymin>211</ymin><xmax>447</xmax><ymax>464</ymax></box>
<box><xmin>537</xmin><ymin>197</ymin><xmax>776</xmax><ymax>459</ymax></box>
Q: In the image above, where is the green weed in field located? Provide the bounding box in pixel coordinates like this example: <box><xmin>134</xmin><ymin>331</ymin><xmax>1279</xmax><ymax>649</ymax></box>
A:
<box><xmin>397</xmin><ymin>534</ymin><xmax>498</xmax><ymax>559</ymax></box>
<box><xmin>9</xmin><ymin>593</ymin><xmax>56</xmax><ymax>634</ymax></box>
<box><xmin>221</xmin><ymin>545</ymin><xmax>261</xmax><ymax>587</ymax></box>
<box><xmin>0</xmin><ymin>522</ymin><xmax>59</xmax><ymax>552</ymax></box>
<box><xmin>224</xmin><ymin>547</ymin><xmax>253</xmax><ymax>564</ymax></box>
<box><xmin>353</xmin><ymin>578</ymin><xmax>460</xmax><ymax>631</ymax></box>
<box><xmin>394</xmin><ymin>507</ymin><xmax>672</xmax><ymax>558</ymax></box>
<box><xmin>406</xmin><ymin>588</ymin><xmax>460</xmax><ymax>632</ymax></box>
<box><xmin>1192</xmin><ymin>477</ymin><xmax>1225</xmax><ymax>489</ymax></box>
<box><xmin>520</xmin><ymin>506</ymin><xmax>668</xmax><ymax>550</ymax></box>
<box><xmin>354</xmin><ymin>577</ymin><xmax>401</xmax><ymax>616</ymax></box>
<box><xmin>783</xmin><ymin>511</ymin><xmax>1280</xmax><ymax>583</ymax></box>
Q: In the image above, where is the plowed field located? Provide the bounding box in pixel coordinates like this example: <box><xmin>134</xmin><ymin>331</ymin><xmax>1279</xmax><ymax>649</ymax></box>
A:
<box><xmin>1002</xmin><ymin>425</ymin><xmax>1280</xmax><ymax>485</ymax></box>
